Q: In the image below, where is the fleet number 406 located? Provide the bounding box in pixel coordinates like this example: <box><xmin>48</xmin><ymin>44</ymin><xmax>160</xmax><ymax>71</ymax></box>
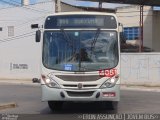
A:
<box><xmin>99</xmin><ymin>69</ymin><xmax>117</xmax><ymax>77</ymax></box>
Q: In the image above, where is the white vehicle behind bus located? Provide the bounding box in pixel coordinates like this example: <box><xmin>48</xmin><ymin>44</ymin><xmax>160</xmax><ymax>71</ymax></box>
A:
<box><xmin>33</xmin><ymin>12</ymin><xmax>120</xmax><ymax>111</ymax></box>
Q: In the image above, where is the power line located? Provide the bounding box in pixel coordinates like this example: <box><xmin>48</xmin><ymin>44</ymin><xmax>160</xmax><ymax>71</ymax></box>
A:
<box><xmin>0</xmin><ymin>0</ymin><xmax>52</xmax><ymax>13</ymax></box>
<box><xmin>0</xmin><ymin>34</ymin><xmax>35</xmax><ymax>43</ymax></box>
<box><xmin>0</xmin><ymin>0</ymin><xmax>19</xmax><ymax>6</ymax></box>
<box><xmin>15</xmin><ymin>16</ymin><xmax>46</xmax><ymax>29</ymax></box>
<box><xmin>0</xmin><ymin>31</ymin><xmax>36</xmax><ymax>43</ymax></box>
<box><xmin>9</xmin><ymin>0</ymin><xmax>22</xmax><ymax>5</ymax></box>
<box><xmin>0</xmin><ymin>31</ymin><xmax>35</xmax><ymax>42</ymax></box>
<box><xmin>6</xmin><ymin>15</ymin><xmax>45</xmax><ymax>28</ymax></box>
<box><xmin>0</xmin><ymin>15</ymin><xmax>46</xmax><ymax>39</ymax></box>
<box><xmin>0</xmin><ymin>0</ymin><xmax>51</xmax><ymax>10</ymax></box>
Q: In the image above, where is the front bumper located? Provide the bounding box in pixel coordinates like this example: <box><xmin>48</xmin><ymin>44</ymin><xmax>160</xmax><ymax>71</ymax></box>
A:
<box><xmin>41</xmin><ymin>84</ymin><xmax>120</xmax><ymax>102</ymax></box>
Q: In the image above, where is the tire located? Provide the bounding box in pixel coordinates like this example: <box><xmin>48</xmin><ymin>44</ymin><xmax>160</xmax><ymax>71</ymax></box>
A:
<box><xmin>48</xmin><ymin>101</ymin><xmax>63</xmax><ymax>111</ymax></box>
<box><xmin>105</xmin><ymin>101</ymin><xmax>118</xmax><ymax>111</ymax></box>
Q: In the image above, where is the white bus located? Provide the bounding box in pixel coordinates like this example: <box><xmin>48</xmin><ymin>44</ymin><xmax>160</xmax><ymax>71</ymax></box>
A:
<box><xmin>35</xmin><ymin>12</ymin><xmax>120</xmax><ymax>111</ymax></box>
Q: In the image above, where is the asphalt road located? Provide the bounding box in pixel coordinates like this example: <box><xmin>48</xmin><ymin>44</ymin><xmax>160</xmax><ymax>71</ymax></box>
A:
<box><xmin>0</xmin><ymin>83</ymin><xmax>160</xmax><ymax>115</ymax></box>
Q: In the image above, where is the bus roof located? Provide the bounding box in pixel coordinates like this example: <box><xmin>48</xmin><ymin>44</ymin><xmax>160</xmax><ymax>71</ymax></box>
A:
<box><xmin>46</xmin><ymin>12</ymin><xmax>117</xmax><ymax>18</ymax></box>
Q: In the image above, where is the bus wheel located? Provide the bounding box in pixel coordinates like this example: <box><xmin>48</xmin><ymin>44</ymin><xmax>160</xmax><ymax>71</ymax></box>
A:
<box><xmin>48</xmin><ymin>101</ymin><xmax>63</xmax><ymax>111</ymax></box>
<box><xmin>105</xmin><ymin>101</ymin><xmax>118</xmax><ymax>111</ymax></box>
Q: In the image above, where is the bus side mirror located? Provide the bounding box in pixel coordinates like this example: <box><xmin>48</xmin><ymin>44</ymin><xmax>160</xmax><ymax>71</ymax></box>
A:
<box><xmin>36</xmin><ymin>30</ymin><xmax>41</xmax><ymax>42</ymax></box>
<box><xmin>31</xmin><ymin>24</ymin><xmax>39</xmax><ymax>29</ymax></box>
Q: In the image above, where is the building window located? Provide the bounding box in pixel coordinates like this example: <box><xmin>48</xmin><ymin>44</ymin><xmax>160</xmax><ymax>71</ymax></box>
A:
<box><xmin>124</xmin><ymin>27</ymin><xmax>140</xmax><ymax>40</ymax></box>
<box><xmin>0</xmin><ymin>27</ymin><xmax>2</xmax><ymax>31</ymax></box>
<box><xmin>8</xmin><ymin>26</ymin><xmax>14</xmax><ymax>36</ymax></box>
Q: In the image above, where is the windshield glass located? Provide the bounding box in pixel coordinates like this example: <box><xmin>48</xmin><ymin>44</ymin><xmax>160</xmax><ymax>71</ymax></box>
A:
<box><xmin>43</xmin><ymin>30</ymin><xmax>119</xmax><ymax>72</ymax></box>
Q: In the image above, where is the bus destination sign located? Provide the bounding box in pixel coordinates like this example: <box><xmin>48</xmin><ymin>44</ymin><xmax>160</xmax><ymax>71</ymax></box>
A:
<box><xmin>45</xmin><ymin>15</ymin><xmax>117</xmax><ymax>29</ymax></box>
<box><xmin>57</xmin><ymin>18</ymin><xmax>104</xmax><ymax>27</ymax></box>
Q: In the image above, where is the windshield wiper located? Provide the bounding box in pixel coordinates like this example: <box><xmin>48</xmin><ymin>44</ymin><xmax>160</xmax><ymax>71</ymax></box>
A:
<box><xmin>90</xmin><ymin>28</ymin><xmax>100</xmax><ymax>57</ymax></box>
<box><xmin>60</xmin><ymin>29</ymin><xmax>74</xmax><ymax>49</ymax></box>
<box><xmin>60</xmin><ymin>29</ymin><xmax>77</xmax><ymax>62</ymax></box>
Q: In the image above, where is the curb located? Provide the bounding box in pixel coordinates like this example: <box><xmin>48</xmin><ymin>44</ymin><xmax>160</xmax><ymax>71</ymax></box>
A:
<box><xmin>0</xmin><ymin>80</ymin><xmax>38</xmax><ymax>86</ymax></box>
<box><xmin>0</xmin><ymin>102</ymin><xmax>17</xmax><ymax>110</ymax></box>
<box><xmin>0</xmin><ymin>79</ymin><xmax>32</xmax><ymax>83</ymax></box>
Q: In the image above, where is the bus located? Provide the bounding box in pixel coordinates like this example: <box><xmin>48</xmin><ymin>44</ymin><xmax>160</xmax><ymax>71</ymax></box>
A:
<box><xmin>35</xmin><ymin>12</ymin><xmax>120</xmax><ymax>111</ymax></box>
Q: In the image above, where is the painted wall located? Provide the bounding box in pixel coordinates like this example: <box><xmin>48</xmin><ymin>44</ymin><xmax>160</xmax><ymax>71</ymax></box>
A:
<box><xmin>0</xmin><ymin>2</ymin><xmax>54</xmax><ymax>80</ymax></box>
<box><xmin>0</xmin><ymin>1</ymin><xmax>86</xmax><ymax>80</ymax></box>
<box><xmin>61</xmin><ymin>3</ymin><xmax>84</xmax><ymax>12</ymax></box>
<box><xmin>121</xmin><ymin>53</ymin><xmax>160</xmax><ymax>86</ymax></box>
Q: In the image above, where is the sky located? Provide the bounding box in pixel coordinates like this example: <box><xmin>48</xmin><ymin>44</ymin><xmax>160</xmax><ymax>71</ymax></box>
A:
<box><xmin>61</xmin><ymin>0</ymin><xmax>129</xmax><ymax>8</ymax></box>
<box><xmin>0</xmin><ymin>0</ymin><xmax>160</xmax><ymax>10</ymax></box>
<box><xmin>0</xmin><ymin>0</ymin><xmax>128</xmax><ymax>8</ymax></box>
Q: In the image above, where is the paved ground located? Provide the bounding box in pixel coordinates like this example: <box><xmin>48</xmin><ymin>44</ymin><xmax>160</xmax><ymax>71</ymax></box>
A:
<box><xmin>0</xmin><ymin>80</ymin><xmax>160</xmax><ymax>120</ymax></box>
<box><xmin>0</xmin><ymin>80</ymin><xmax>160</xmax><ymax>115</ymax></box>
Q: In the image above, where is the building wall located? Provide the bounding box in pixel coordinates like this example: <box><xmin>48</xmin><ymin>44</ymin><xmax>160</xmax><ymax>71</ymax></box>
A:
<box><xmin>61</xmin><ymin>3</ymin><xmax>84</xmax><ymax>12</ymax></box>
<box><xmin>116</xmin><ymin>6</ymin><xmax>153</xmax><ymax>50</ymax></box>
<box><xmin>0</xmin><ymin>1</ymin><xmax>85</xmax><ymax>80</ymax></box>
<box><xmin>0</xmin><ymin>1</ymin><xmax>55</xmax><ymax>79</ymax></box>
<box><xmin>152</xmin><ymin>11</ymin><xmax>160</xmax><ymax>52</ymax></box>
<box><xmin>121</xmin><ymin>53</ymin><xmax>160</xmax><ymax>86</ymax></box>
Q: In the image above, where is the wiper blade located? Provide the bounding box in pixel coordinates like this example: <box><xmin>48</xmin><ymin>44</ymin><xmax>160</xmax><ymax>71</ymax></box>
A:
<box><xmin>90</xmin><ymin>28</ymin><xmax>100</xmax><ymax>56</ymax></box>
<box><xmin>60</xmin><ymin>29</ymin><xmax>78</xmax><ymax>62</ymax></box>
<box><xmin>60</xmin><ymin>29</ymin><xmax>73</xmax><ymax>48</ymax></box>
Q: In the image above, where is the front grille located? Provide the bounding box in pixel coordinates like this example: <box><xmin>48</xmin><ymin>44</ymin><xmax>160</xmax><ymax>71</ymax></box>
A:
<box><xmin>66</xmin><ymin>91</ymin><xmax>94</xmax><ymax>97</ymax></box>
<box><xmin>63</xmin><ymin>85</ymin><xmax>77</xmax><ymax>87</ymax></box>
<box><xmin>83</xmin><ymin>85</ymin><xmax>97</xmax><ymax>87</ymax></box>
<box><xmin>55</xmin><ymin>75</ymin><xmax>101</xmax><ymax>82</ymax></box>
<box><xmin>62</xmin><ymin>84</ymin><xmax>98</xmax><ymax>88</ymax></box>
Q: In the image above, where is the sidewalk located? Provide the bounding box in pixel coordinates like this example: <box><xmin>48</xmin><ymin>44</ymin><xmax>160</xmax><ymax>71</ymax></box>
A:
<box><xmin>0</xmin><ymin>79</ymin><xmax>39</xmax><ymax>86</ymax></box>
<box><xmin>0</xmin><ymin>79</ymin><xmax>160</xmax><ymax>92</ymax></box>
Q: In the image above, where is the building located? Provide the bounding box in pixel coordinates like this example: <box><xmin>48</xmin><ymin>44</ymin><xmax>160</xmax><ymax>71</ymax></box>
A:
<box><xmin>116</xmin><ymin>5</ymin><xmax>160</xmax><ymax>52</ymax></box>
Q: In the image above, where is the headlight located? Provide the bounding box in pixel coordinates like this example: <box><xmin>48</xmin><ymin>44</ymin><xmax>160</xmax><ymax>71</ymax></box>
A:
<box><xmin>100</xmin><ymin>75</ymin><xmax>119</xmax><ymax>88</ymax></box>
<box><xmin>42</xmin><ymin>75</ymin><xmax>60</xmax><ymax>88</ymax></box>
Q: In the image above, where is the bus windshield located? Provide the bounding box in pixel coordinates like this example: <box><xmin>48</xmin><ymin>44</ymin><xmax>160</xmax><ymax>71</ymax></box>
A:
<box><xmin>43</xmin><ymin>30</ymin><xmax>119</xmax><ymax>72</ymax></box>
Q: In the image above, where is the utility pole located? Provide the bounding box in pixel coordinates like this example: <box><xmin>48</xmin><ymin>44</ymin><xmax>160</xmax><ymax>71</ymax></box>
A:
<box><xmin>98</xmin><ymin>1</ymin><xmax>102</xmax><ymax>9</ymax></box>
<box><xmin>139</xmin><ymin>5</ymin><xmax>144</xmax><ymax>52</ymax></box>
<box><xmin>55</xmin><ymin>0</ymin><xmax>61</xmax><ymax>13</ymax></box>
